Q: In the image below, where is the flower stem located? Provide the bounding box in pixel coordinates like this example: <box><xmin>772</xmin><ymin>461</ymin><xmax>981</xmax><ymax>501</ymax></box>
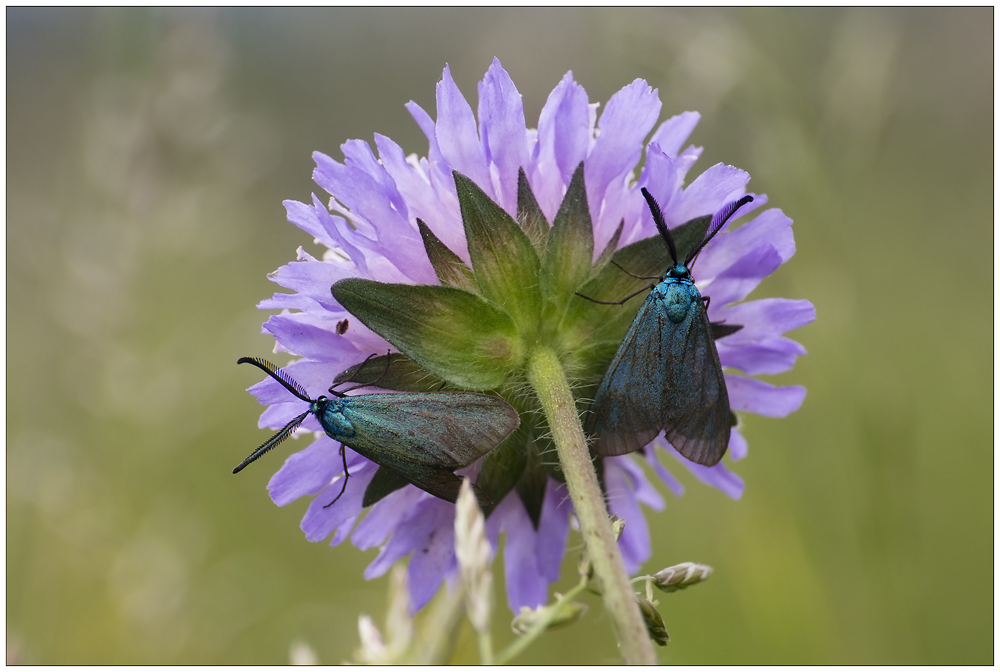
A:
<box><xmin>526</xmin><ymin>346</ymin><xmax>657</xmax><ymax>665</ymax></box>
<box><xmin>477</xmin><ymin>630</ymin><xmax>494</xmax><ymax>665</ymax></box>
<box><xmin>494</xmin><ymin>578</ymin><xmax>588</xmax><ymax>664</ymax></box>
<box><xmin>407</xmin><ymin>582</ymin><xmax>465</xmax><ymax>664</ymax></box>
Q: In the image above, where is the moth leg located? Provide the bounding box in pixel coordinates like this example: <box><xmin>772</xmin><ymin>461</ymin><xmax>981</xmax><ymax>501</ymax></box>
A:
<box><xmin>702</xmin><ymin>296</ymin><xmax>711</xmax><ymax>311</ymax></box>
<box><xmin>610</xmin><ymin>260</ymin><xmax>662</xmax><ymax>281</ymax></box>
<box><xmin>576</xmin><ymin>284</ymin><xmax>656</xmax><ymax>306</ymax></box>
<box><xmin>331</xmin><ymin>351</ymin><xmax>388</xmax><ymax>396</ymax></box>
<box><xmin>365</xmin><ymin>350</ymin><xmax>393</xmax><ymax>388</ymax></box>
<box><xmin>323</xmin><ymin>444</ymin><xmax>351</xmax><ymax>509</ymax></box>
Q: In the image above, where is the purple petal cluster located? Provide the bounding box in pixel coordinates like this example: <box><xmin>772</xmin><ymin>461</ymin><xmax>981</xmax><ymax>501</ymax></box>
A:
<box><xmin>250</xmin><ymin>58</ymin><xmax>814</xmax><ymax>612</ymax></box>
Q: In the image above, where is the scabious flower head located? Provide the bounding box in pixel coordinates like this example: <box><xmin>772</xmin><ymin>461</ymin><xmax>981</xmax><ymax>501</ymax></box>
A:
<box><xmin>249</xmin><ymin>58</ymin><xmax>814</xmax><ymax>613</ymax></box>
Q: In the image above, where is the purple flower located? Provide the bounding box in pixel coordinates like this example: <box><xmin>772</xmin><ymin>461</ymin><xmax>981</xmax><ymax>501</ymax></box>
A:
<box><xmin>249</xmin><ymin>58</ymin><xmax>814</xmax><ymax>613</ymax></box>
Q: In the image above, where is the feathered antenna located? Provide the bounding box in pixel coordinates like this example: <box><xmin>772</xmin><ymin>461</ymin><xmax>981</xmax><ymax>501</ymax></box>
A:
<box><xmin>233</xmin><ymin>410</ymin><xmax>310</xmax><ymax>474</ymax></box>
<box><xmin>641</xmin><ymin>188</ymin><xmax>677</xmax><ymax>264</ymax></box>
<box><xmin>237</xmin><ymin>356</ymin><xmax>311</xmax><ymax>403</ymax></box>
<box><xmin>685</xmin><ymin>195</ymin><xmax>754</xmax><ymax>267</ymax></box>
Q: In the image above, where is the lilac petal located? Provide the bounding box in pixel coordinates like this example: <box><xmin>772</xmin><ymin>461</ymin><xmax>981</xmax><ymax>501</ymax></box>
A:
<box><xmin>268</xmin><ymin>310</ymin><xmax>383</xmax><ymax>361</ymax></box>
<box><xmin>267</xmin><ymin>435</ymin><xmax>341</xmax><ymax>506</ymax></box>
<box><xmin>258</xmin><ymin>292</ymin><xmax>319</xmax><ymax>312</ymax></box>
<box><xmin>363</xmin><ymin>495</ymin><xmax>449</xmax><ymax>581</ymax></box>
<box><xmin>352</xmin><ymin>485</ymin><xmax>427</xmax><ymax>550</ymax></box>
<box><xmin>300</xmin><ymin>462</ymin><xmax>376</xmax><ymax>543</ymax></box>
<box><xmin>697</xmin><ymin>208</ymin><xmax>795</xmax><ymax>281</ymax></box>
<box><xmin>477</xmin><ymin>58</ymin><xmax>528</xmax><ymax>215</ymax></box>
<box><xmin>717</xmin><ymin>337</ymin><xmax>808</xmax><ymax>375</ymax></box>
<box><xmin>604</xmin><ymin>457</ymin><xmax>657</xmax><ymax>574</ymax></box>
<box><xmin>665</xmin><ymin>163</ymin><xmax>750</xmax><ymax>226</ymax></box>
<box><xmin>712</xmin><ymin>298</ymin><xmax>816</xmax><ymax>342</ymax></box>
<box><xmin>374</xmin><ymin>133</ymin><xmax>469</xmax><ymax>265</ymax></box>
<box><xmin>535</xmin><ymin>479</ymin><xmax>572</xmax><ymax>584</ymax></box>
<box><xmin>638</xmin><ymin>142</ymin><xmax>681</xmax><ymax>212</ymax></box>
<box><xmin>334</xmin><ymin>314</ymin><xmax>395</xmax><ymax>357</ymax></box>
<box><xmin>306</xmin><ymin>193</ymin><xmax>372</xmax><ymax>278</ymax></box>
<box><xmin>494</xmin><ymin>494</ymin><xmax>548</xmax><ymax>611</ymax></box>
<box><xmin>532</xmin><ymin>71</ymin><xmax>591</xmax><ymax>220</ymax></box>
<box><xmin>676</xmin><ymin>143</ymin><xmax>704</xmax><ymax>178</ymax></box>
<box><xmin>586</xmin><ymin>79</ymin><xmax>661</xmax><ymax>249</ymax></box>
<box><xmin>649</xmin><ymin>111</ymin><xmax>701</xmax><ymax>158</ymax></box>
<box><xmin>285</xmin><ymin>197</ymin><xmax>371</xmax><ymax>278</ymax></box>
<box><xmin>330</xmin><ymin>516</ymin><xmax>358</xmax><ymax>546</ymax></box>
<box><xmin>699</xmin><ymin>244</ymin><xmax>784</xmax><ymax>307</ymax></box>
<box><xmin>262</xmin><ymin>312</ymin><xmax>354</xmax><ymax>362</ymax></box>
<box><xmin>726</xmin><ymin>375</ymin><xmax>806</xmax><ymax>417</ymax></box>
<box><xmin>599</xmin><ymin>179</ymin><xmax>647</xmax><ymax>255</ymax></box>
<box><xmin>405</xmin><ymin>102</ymin><xmax>459</xmax><ymax>214</ymax></box>
<box><xmin>341</xmin><ymin>139</ymin><xmax>409</xmax><ymax>216</ymax></box>
<box><xmin>644</xmin><ymin>444</ymin><xmax>685</xmax><ymax>497</ymax></box>
<box><xmin>312</xmin><ymin>152</ymin><xmax>434</xmax><ymax>284</ymax></box>
<box><xmin>435</xmin><ymin>65</ymin><xmax>491</xmax><ymax>196</ymax></box>
<box><xmin>266</xmin><ymin>258</ymin><xmax>355</xmax><ymax>312</ymax></box>
<box><xmin>405</xmin><ymin>498</ymin><xmax>458</xmax><ymax>611</ymax></box>
<box><xmin>283</xmin><ymin>199</ymin><xmax>339</xmax><ymax>250</ymax></box>
<box><xmin>632</xmin><ymin>141</ymin><xmax>699</xmax><ymax>245</ymax></box>
<box><xmin>684</xmin><ymin>460</ymin><xmax>745</xmax><ymax>500</ymax></box>
<box><xmin>257</xmin><ymin>401</ymin><xmax>309</xmax><ymax>430</ymax></box>
<box><xmin>404</xmin><ymin>100</ymin><xmax>445</xmax><ymax>166</ymax></box>
<box><xmin>661</xmin><ymin>441</ymin><xmax>745</xmax><ymax>499</ymax></box>
<box><xmin>585</xmin><ymin>80</ymin><xmax>661</xmax><ymax>206</ymax></box>
<box><xmin>728</xmin><ymin>428</ymin><xmax>748</xmax><ymax>461</ymax></box>
<box><xmin>483</xmin><ymin>494</ymin><xmax>505</xmax><ymax>549</ymax></box>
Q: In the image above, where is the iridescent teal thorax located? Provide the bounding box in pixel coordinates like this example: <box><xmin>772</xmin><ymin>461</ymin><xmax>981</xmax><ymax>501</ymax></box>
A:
<box><xmin>651</xmin><ymin>263</ymin><xmax>701</xmax><ymax>324</ymax></box>
<box><xmin>312</xmin><ymin>396</ymin><xmax>356</xmax><ymax>439</ymax></box>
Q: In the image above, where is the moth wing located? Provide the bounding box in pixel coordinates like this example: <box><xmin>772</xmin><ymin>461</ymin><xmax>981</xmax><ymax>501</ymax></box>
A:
<box><xmin>362</xmin><ymin>462</ymin><xmax>493</xmax><ymax>507</ymax></box>
<box><xmin>367</xmin><ymin>462</ymin><xmax>493</xmax><ymax>506</ymax></box>
<box><xmin>341</xmin><ymin>393</ymin><xmax>520</xmax><ymax>469</ymax></box>
<box><xmin>587</xmin><ymin>296</ymin><xmax>665</xmax><ymax>456</ymax></box>
<box><xmin>660</xmin><ymin>300</ymin><xmax>731</xmax><ymax>466</ymax></box>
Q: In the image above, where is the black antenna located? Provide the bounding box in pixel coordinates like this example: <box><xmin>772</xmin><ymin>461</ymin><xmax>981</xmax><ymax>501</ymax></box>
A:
<box><xmin>237</xmin><ymin>357</ymin><xmax>312</xmax><ymax>403</ymax></box>
<box><xmin>233</xmin><ymin>410</ymin><xmax>310</xmax><ymax>474</ymax></box>
<box><xmin>641</xmin><ymin>188</ymin><xmax>677</xmax><ymax>264</ymax></box>
<box><xmin>684</xmin><ymin>195</ymin><xmax>754</xmax><ymax>267</ymax></box>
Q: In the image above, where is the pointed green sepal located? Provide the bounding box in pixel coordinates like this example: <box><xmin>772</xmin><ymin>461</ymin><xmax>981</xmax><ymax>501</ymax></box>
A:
<box><xmin>454</xmin><ymin>171</ymin><xmax>542</xmax><ymax>333</ymax></box>
<box><xmin>362</xmin><ymin>466</ymin><xmax>412</xmax><ymax>507</ymax></box>
<box><xmin>331</xmin><ymin>278</ymin><xmax>523</xmax><ymax>390</ymax></box>
<box><xmin>417</xmin><ymin>219</ymin><xmax>478</xmax><ymax>292</ymax></box>
<box><xmin>541</xmin><ymin>162</ymin><xmax>594</xmax><ymax>320</ymax></box>
<box><xmin>517</xmin><ymin>167</ymin><xmax>549</xmax><ymax>257</ymax></box>
<box><xmin>475</xmin><ymin>427</ymin><xmax>528</xmax><ymax>518</ymax></box>
<box><xmin>711</xmin><ymin>323</ymin><xmax>743</xmax><ymax>341</ymax></box>
<box><xmin>515</xmin><ymin>442</ymin><xmax>547</xmax><ymax>528</ymax></box>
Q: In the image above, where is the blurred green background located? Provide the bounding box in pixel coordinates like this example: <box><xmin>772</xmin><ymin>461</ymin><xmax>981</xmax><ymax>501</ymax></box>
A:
<box><xmin>7</xmin><ymin>7</ymin><xmax>992</xmax><ymax>664</ymax></box>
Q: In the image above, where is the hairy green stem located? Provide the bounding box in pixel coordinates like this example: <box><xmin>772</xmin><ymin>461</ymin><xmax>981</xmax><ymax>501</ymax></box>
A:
<box><xmin>526</xmin><ymin>346</ymin><xmax>657</xmax><ymax>665</ymax></box>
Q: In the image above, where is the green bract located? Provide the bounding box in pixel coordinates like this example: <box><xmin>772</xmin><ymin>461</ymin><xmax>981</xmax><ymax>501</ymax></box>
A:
<box><xmin>330</xmin><ymin>166</ymin><xmax>689</xmax><ymax>520</ymax></box>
